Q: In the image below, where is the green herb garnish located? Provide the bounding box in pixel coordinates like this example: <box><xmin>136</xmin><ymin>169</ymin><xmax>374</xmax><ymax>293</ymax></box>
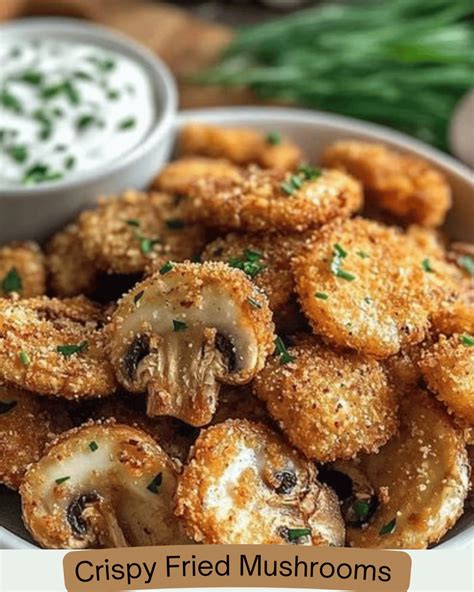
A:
<box><xmin>0</xmin><ymin>401</ymin><xmax>17</xmax><ymax>415</ymax></box>
<box><xmin>19</xmin><ymin>351</ymin><xmax>30</xmax><ymax>366</ymax></box>
<box><xmin>126</xmin><ymin>219</ymin><xmax>140</xmax><ymax>227</ymax></box>
<box><xmin>1</xmin><ymin>267</ymin><xmax>22</xmax><ymax>294</ymax></box>
<box><xmin>315</xmin><ymin>291</ymin><xmax>329</xmax><ymax>300</ymax></box>
<box><xmin>0</xmin><ymin>90</ymin><xmax>23</xmax><ymax>114</ymax></box>
<box><xmin>165</xmin><ymin>218</ymin><xmax>186</xmax><ymax>230</ymax></box>
<box><xmin>228</xmin><ymin>249</ymin><xmax>266</xmax><ymax>278</ymax></box>
<box><xmin>247</xmin><ymin>296</ymin><xmax>262</xmax><ymax>309</ymax></box>
<box><xmin>380</xmin><ymin>518</ymin><xmax>396</xmax><ymax>535</ymax></box>
<box><xmin>55</xmin><ymin>476</ymin><xmax>70</xmax><ymax>485</ymax></box>
<box><xmin>266</xmin><ymin>131</ymin><xmax>281</xmax><ymax>145</ymax></box>
<box><xmin>173</xmin><ymin>320</ymin><xmax>187</xmax><ymax>332</ymax></box>
<box><xmin>146</xmin><ymin>472</ymin><xmax>163</xmax><ymax>494</ymax></box>
<box><xmin>18</xmin><ymin>70</ymin><xmax>43</xmax><ymax>85</ymax></box>
<box><xmin>6</xmin><ymin>144</ymin><xmax>28</xmax><ymax>163</ymax></box>
<box><xmin>286</xmin><ymin>527</ymin><xmax>311</xmax><ymax>542</ymax></box>
<box><xmin>73</xmin><ymin>70</ymin><xmax>94</xmax><ymax>81</ymax></box>
<box><xmin>88</xmin><ymin>441</ymin><xmax>99</xmax><ymax>452</ymax></box>
<box><xmin>422</xmin><ymin>258</ymin><xmax>434</xmax><ymax>273</ymax></box>
<box><xmin>353</xmin><ymin>500</ymin><xmax>370</xmax><ymax>520</ymax></box>
<box><xmin>459</xmin><ymin>334</ymin><xmax>474</xmax><ymax>347</ymax></box>
<box><xmin>330</xmin><ymin>244</ymin><xmax>356</xmax><ymax>281</ymax></box>
<box><xmin>134</xmin><ymin>290</ymin><xmax>144</xmax><ymax>305</ymax></box>
<box><xmin>458</xmin><ymin>255</ymin><xmax>474</xmax><ymax>277</ymax></box>
<box><xmin>56</xmin><ymin>341</ymin><xmax>89</xmax><ymax>357</ymax></box>
<box><xmin>139</xmin><ymin>237</ymin><xmax>161</xmax><ymax>255</ymax></box>
<box><xmin>64</xmin><ymin>156</ymin><xmax>76</xmax><ymax>170</ymax></box>
<box><xmin>118</xmin><ymin>117</ymin><xmax>136</xmax><ymax>131</ymax></box>
<box><xmin>274</xmin><ymin>336</ymin><xmax>295</xmax><ymax>365</ymax></box>
<box><xmin>159</xmin><ymin>261</ymin><xmax>173</xmax><ymax>275</ymax></box>
<box><xmin>87</xmin><ymin>55</ymin><xmax>116</xmax><ymax>72</ymax></box>
<box><xmin>23</xmin><ymin>164</ymin><xmax>62</xmax><ymax>185</ymax></box>
<box><xmin>357</xmin><ymin>250</ymin><xmax>370</xmax><ymax>259</ymax></box>
<box><xmin>76</xmin><ymin>114</ymin><xmax>102</xmax><ymax>132</ymax></box>
<box><xmin>107</xmin><ymin>89</ymin><xmax>120</xmax><ymax>100</ymax></box>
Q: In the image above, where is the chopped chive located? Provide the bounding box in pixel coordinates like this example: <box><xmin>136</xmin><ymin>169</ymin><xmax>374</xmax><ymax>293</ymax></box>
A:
<box><xmin>126</xmin><ymin>219</ymin><xmax>140</xmax><ymax>227</ymax></box>
<box><xmin>56</xmin><ymin>341</ymin><xmax>89</xmax><ymax>357</ymax></box>
<box><xmin>133</xmin><ymin>290</ymin><xmax>144</xmax><ymax>305</ymax></box>
<box><xmin>458</xmin><ymin>255</ymin><xmax>474</xmax><ymax>277</ymax></box>
<box><xmin>286</xmin><ymin>527</ymin><xmax>311</xmax><ymax>542</ymax></box>
<box><xmin>0</xmin><ymin>90</ymin><xmax>23</xmax><ymax>114</ymax></box>
<box><xmin>87</xmin><ymin>55</ymin><xmax>116</xmax><ymax>72</ymax></box>
<box><xmin>19</xmin><ymin>351</ymin><xmax>30</xmax><ymax>366</ymax></box>
<box><xmin>315</xmin><ymin>291</ymin><xmax>329</xmax><ymax>300</ymax></box>
<box><xmin>64</xmin><ymin>156</ymin><xmax>76</xmax><ymax>170</ymax></box>
<box><xmin>297</xmin><ymin>164</ymin><xmax>321</xmax><ymax>180</ymax></box>
<box><xmin>334</xmin><ymin>243</ymin><xmax>347</xmax><ymax>258</ymax></box>
<box><xmin>266</xmin><ymin>131</ymin><xmax>281</xmax><ymax>145</ymax></box>
<box><xmin>159</xmin><ymin>261</ymin><xmax>173</xmax><ymax>275</ymax></box>
<box><xmin>274</xmin><ymin>336</ymin><xmax>295</xmax><ymax>365</ymax></box>
<box><xmin>173</xmin><ymin>320</ymin><xmax>187</xmax><ymax>332</ymax></box>
<box><xmin>357</xmin><ymin>250</ymin><xmax>370</xmax><ymax>259</ymax></box>
<box><xmin>335</xmin><ymin>268</ymin><xmax>356</xmax><ymax>281</ymax></box>
<box><xmin>88</xmin><ymin>441</ymin><xmax>99</xmax><ymax>452</ymax></box>
<box><xmin>380</xmin><ymin>518</ymin><xmax>396</xmax><ymax>535</ymax></box>
<box><xmin>1</xmin><ymin>267</ymin><xmax>22</xmax><ymax>294</ymax></box>
<box><xmin>165</xmin><ymin>218</ymin><xmax>186</xmax><ymax>230</ymax></box>
<box><xmin>6</xmin><ymin>145</ymin><xmax>28</xmax><ymax>164</ymax></box>
<box><xmin>139</xmin><ymin>237</ymin><xmax>161</xmax><ymax>255</ymax></box>
<box><xmin>23</xmin><ymin>164</ymin><xmax>62</xmax><ymax>185</ymax></box>
<box><xmin>118</xmin><ymin>117</ymin><xmax>136</xmax><ymax>131</ymax></box>
<box><xmin>55</xmin><ymin>476</ymin><xmax>70</xmax><ymax>485</ymax></box>
<box><xmin>247</xmin><ymin>296</ymin><xmax>262</xmax><ymax>309</ymax></box>
<box><xmin>76</xmin><ymin>114</ymin><xmax>101</xmax><ymax>133</ymax></box>
<box><xmin>64</xmin><ymin>80</ymin><xmax>80</xmax><ymax>105</ymax></box>
<box><xmin>459</xmin><ymin>334</ymin><xmax>474</xmax><ymax>347</ymax></box>
<box><xmin>364</xmin><ymin>296</ymin><xmax>373</xmax><ymax>304</ymax></box>
<box><xmin>422</xmin><ymin>258</ymin><xmax>434</xmax><ymax>273</ymax></box>
<box><xmin>146</xmin><ymin>472</ymin><xmax>162</xmax><ymax>494</ymax></box>
<box><xmin>73</xmin><ymin>70</ymin><xmax>94</xmax><ymax>81</ymax></box>
<box><xmin>0</xmin><ymin>401</ymin><xmax>17</xmax><ymax>415</ymax></box>
<box><xmin>353</xmin><ymin>500</ymin><xmax>370</xmax><ymax>520</ymax></box>
<box><xmin>107</xmin><ymin>89</ymin><xmax>120</xmax><ymax>100</ymax></box>
<box><xmin>330</xmin><ymin>244</ymin><xmax>356</xmax><ymax>281</ymax></box>
<box><xmin>18</xmin><ymin>70</ymin><xmax>43</xmax><ymax>85</ymax></box>
<box><xmin>281</xmin><ymin>180</ymin><xmax>296</xmax><ymax>195</ymax></box>
<box><xmin>228</xmin><ymin>249</ymin><xmax>265</xmax><ymax>278</ymax></box>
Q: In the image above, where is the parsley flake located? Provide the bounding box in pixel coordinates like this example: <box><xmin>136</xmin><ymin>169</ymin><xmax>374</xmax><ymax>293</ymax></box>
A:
<box><xmin>1</xmin><ymin>267</ymin><xmax>22</xmax><ymax>294</ymax></box>
<box><xmin>88</xmin><ymin>441</ymin><xmax>98</xmax><ymax>452</ymax></box>
<box><xmin>460</xmin><ymin>334</ymin><xmax>474</xmax><ymax>347</ymax></box>
<box><xmin>422</xmin><ymin>258</ymin><xmax>435</xmax><ymax>273</ymax></box>
<box><xmin>286</xmin><ymin>527</ymin><xmax>311</xmax><ymax>542</ymax></box>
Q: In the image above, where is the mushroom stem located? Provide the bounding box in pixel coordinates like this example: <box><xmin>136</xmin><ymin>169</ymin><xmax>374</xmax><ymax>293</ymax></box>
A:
<box><xmin>83</xmin><ymin>503</ymin><xmax>129</xmax><ymax>548</ymax></box>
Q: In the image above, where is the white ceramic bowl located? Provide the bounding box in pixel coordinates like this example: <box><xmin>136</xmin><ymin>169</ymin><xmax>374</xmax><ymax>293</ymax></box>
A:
<box><xmin>0</xmin><ymin>18</ymin><xmax>177</xmax><ymax>243</ymax></box>
<box><xmin>0</xmin><ymin>106</ymin><xmax>472</xmax><ymax>550</ymax></box>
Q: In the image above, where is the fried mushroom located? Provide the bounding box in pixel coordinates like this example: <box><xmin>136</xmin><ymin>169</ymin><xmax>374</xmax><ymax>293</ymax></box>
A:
<box><xmin>78</xmin><ymin>191</ymin><xmax>206</xmax><ymax>275</ymax></box>
<box><xmin>293</xmin><ymin>217</ymin><xmax>457</xmax><ymax>357</ymax></box>
<box><xmin>0</xmin><ymin>242</ymin><xmax>46</xmax><ymax>298</ymax></box>
<box><xmin>0</xmin><ymin>296</ymin><xmax>117</xmax><ymax>398</ymax></box>
<box><xmin>174</xmin><ymin>419</ymin><xmax>345</xmax><ymax>545</ymax></box>
<box><xmin>253</xmin><ymin>336</ymin><xmax>399</xmax><ymax>462</ymax></box>
<box><xmin>321</xmin><ymin>140</ymin><xmax>451</xmax><ymax>227</ymax></box>
<box><xmin>419</xmin><ymin>334</ymin><xmax>474</xmax><ymax>425</ymax></box>
<box><xmin>186</xmin><ymin>165</ymin><xmax>363</xmax><ymax>233</ymax></box>
<box><xmin>20</xmin><ymin>422</ymin><xmax>188</xmax><ymax>548</ymax></box>
<box><xmin>347</xmin><ymin>389</ymin><xmax>469</xmax><ymax>548</ymax></box>
<box><xmin>108</xmin><ymin>262</ymin><xmax>274</xmax><ymax>426</ymax></box>
<box><xmin>0</xmin><ymin>385</ymin><xmax>70</xmax><ymax>489</ymax></box>
<box><xmin>179</xmin><ymin>123</ymin><xmax>302</xmax><ymax>170</ymax></box>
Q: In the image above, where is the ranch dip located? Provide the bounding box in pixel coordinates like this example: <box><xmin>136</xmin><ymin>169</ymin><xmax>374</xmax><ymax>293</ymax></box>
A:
<box><xmin>0</xmin><ymin>38</ymin><xmax>156</xmax><ymax>186</ymax></box>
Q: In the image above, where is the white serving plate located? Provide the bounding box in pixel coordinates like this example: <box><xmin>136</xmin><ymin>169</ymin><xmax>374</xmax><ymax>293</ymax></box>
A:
<box><xmin>0</xmin><ymin>106</ymin><xmax>472</xmax><ymax>550</ymax></box>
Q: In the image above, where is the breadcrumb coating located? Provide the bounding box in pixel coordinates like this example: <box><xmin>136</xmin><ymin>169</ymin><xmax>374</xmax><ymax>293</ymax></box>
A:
<box><xmin>179</xmin><ymin>123</ymin><xmax>303</xmax><ymax>170</ymax></box>
<box><xmin>293</xmin><ymin>217</ymin><xmax>457</xmax><ymax>357</ymax></box>
<box><xmin>419</xmin><ymin>334</ymin><xmax>474</xmax><ymax>425</ymax></box>
<box><xmin>0</xmin><ymin>242</ymin><xmax>46</xmax><ymax>298</ymax></box>
<box><xmin>253</xmin><ymin>336</ymin><xmax>399</xmax><ymax>462</ymax></box>
<box><xmin>431</xmin><ymin>287</ymin><xmax>474</xmax><ymax>335</ymax></box>
<box><xmin>347</xmin><ymin>389</ymin><xmax>469</xmax><ymax>548</ymax></box>
<box><xmin>78</xmin><ymin>190</ymin><xmax>206</xmax><ymax>275</ymax></box>
<box><xmin>186</xmin><ymin>165</ymin><xmax>363</xmax><ymax>233</ymax></box>
<box><xmin>0</xmin><ymin>385</ymin><xmax>70</xmax><ymax>489</ymax></box>
<box><xmin>46</xmin><ymin>224</ymin><xmax>99</xmax><ymax>297</ymax></box>
<box><xmin>321</xmin><ymin>140</ymin><xmax>451</xmax><ymax>227</ymax></box>
<box><xmin>0</xmin><ymin>296</ymin><xmax>117</xmax><ymax>398</ymax></box>
<box><xmin>211</xmin><ymin>384</ymin><xmax>272</xmax><ymax>427</ymax></box>
<box><xmin>174</xmin><ymin>419</ymin><xmax>345</xmax><ymax>545</ymax></box>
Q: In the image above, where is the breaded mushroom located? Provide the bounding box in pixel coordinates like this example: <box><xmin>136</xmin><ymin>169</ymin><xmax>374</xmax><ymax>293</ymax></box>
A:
<box><xmin>0</xmin><ymin>296</ymin><xmax>117</xmax><ymax>398</ymax></box>
<box><xmin>21</xmin><ymin>422</ymin><xmax>189</xmax><ymax>548</ymax></box>
<box><xmin>108</xmin><ymin>262</ymin><xmax>275</xmax><ymax>426</ymax></box>
<box><xmin>46</xmin><ymin>224</ymin><xmax>99</xmax><ymax>297</ymax></box>
<box><xmin>179</xmin><ymin>123</ymin><xmax>303</xmax><ymax>170</ymax></box>
<box><xmin>78</xmin><ymin>191</ymin><xmax>206</xmax><ymax>275</ymax></box>
<box><xmin>293</xmin><ymin>217</ymin><xmax>456</xmax><ymax>357</ymax></box>
<box><xmin>211</xmin><ymin>384</ymin><xmax>272</xmax><ymax>426</ymax></box>
<box><xmin>186</xmin><ymin>165</ymin><xmax>363</xmax><ymax>233</ymax></box>
<box><xmin>345</xmin><ymin>389</ymin><xmax>469</xmax><ymax>549</ymax></box>
<box><xmin>321</xmin><ymin>140</ymin><xmax>451</xmax><ymax>227</ymax></box>
<box><xmin>153</xmin><ymin>157</ymin><xmax>241</xmax><ymax>196</ymax></box>
<box><xmin>0</xmin><ymin>242</ymin><xmax>46</xmax><ymax>298</ymax></box>
<box><xmin>419</xmin><ymin>334</ymin><xmax>474</xmax><ymax>425</ymax></box>
<box><xmin>253</xmin><ymin>336</ymin><xmax>398</xmax><ymax>462</ymax></box>
<box><xmin>174</xmin><ymin>419</ymin><xmax>345</xmax><ymax>545</ymax></box>
<box><xmin>0</xmin><ymin>385</ymin><xmax>70</xmax><ymax>489</ymax></box>
<box><xmin>431</xmin><ymin>287</ymin><xmax>474</xmax><ymax>336</ymax></box>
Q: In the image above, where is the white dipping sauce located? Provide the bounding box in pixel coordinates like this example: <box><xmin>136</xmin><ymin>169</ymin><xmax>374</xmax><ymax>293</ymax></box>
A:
<box><xmin>0</xmin><ymin>39</ymin><xmax>156</xmax><ymax>186</ymax></box>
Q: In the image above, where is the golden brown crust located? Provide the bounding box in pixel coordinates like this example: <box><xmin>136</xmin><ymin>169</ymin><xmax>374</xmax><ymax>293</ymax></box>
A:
<box><xmin>0</xmin><ymin>296</ymin><xmax>117</xmax><ymax>398</ymax></box>
<box><xmin>78</xmin><ymin>190</ymin><xmax>206</xmax><ymax>275</ymax></box>
<box><xmin>347</xmin><ymin>390</ymin><xmax>469</xmax><ymax>549</ymax></box>
<box><xmin>46</xmin><ymin>224</ymin><xmax>99</xmax><ymax>297</ymax></box>
<box><xmin>419</xmin><ymin>334</ymin><xmax>474</xmax><ymax>425</ymax></box>
<box><xmin>321</xmin><ymin>140</ymin><xmax>451</xmax><ymax>227</ymax></box>
<box><xmin>0</xmin><ymin>242</ymin><xmax>46</xmax><ymax>298</ymax></box>
<box><xmin>293</xmin><ymin>217</ymin><xmax>457</xmax><ymax>357</ymax></box>
<box><xmin>186</xmin><ymin>165</ymin><xmax>363</xmax><ymax>233</ymax></box>
<box><xmin>253</xmin><ymin>336</ymin><xmax>399</xmax><ymax>462</ymax></box>
<box><xmin>174</xmin><ymin>419</ymin><xmax>345</xmax><ymax>545</ymax></box>
<box><xmin>179</xmin><ymin>123</ymin><xmax>303</xmax><ymax>170</ymax></box>
<box><xmin>0</xmin><ymin>385</ymin><xmax>70</xmax><ymax>489</ymax></box>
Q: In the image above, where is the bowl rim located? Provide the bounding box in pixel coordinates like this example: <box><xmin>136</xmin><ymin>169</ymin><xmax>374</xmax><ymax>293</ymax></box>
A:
<box><xmin>1</xmin><ymin>105</ymin><xmax>472</xmax><ymax>550</ymax></box>
<box><xmin>0</xmin><ymin>17</ymin><xmax>177</xmax><ymax>197</ymax></box>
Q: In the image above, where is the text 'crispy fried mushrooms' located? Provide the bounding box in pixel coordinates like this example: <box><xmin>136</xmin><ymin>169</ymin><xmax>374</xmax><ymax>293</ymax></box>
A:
<box><xmin>108</xmin><ymin>262</ymin><xmax>275</xmax><ymax>426</ymax></box>
<box><xmin>0</xmin><ymin>296</ymin><xmax>117</xmax><ymax>398</ymax></box>
<box><xmin>21</xmin><ymin>422</ymin><xmax>188</xmax><ymax>549</ymax></box>
<box><xmin>253</xmin><ymin>336</ymin><xmax>398</xmax><ymax>462</ymax></box>
<box><xmin>186</xmin><ymin>165</ymin><xmax>363</xmax><ymax>233</ymax></box>
<box><xmin>174</xmin><ymin>419</ymin><xmax>345</xmax><ymax>546</ymax></box>
<box><xmin>293</xmin><ymin>217</ymin><xmax>457</xmax><ymax>357</ymax></box>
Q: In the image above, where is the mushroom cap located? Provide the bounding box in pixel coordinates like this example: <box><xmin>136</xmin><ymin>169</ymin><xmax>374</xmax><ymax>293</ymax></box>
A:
<box><xmin>20</xmin><ymin>421</ymin><xmax>188</xmax><ymax>549</ymax></box>
<box><xmin>0</xmin><ymin>241</ymin><xmax>46</xmax><ymax>298</ymax></box>
<box><xmin>174</xmin><ymin>419</ymin><xmax>345</xmax><ymax>546</ymax></box>
<box><xmin>108</xmin><ymin>262</ymin><xmax>275</xmax><ymax>426</ymax></box>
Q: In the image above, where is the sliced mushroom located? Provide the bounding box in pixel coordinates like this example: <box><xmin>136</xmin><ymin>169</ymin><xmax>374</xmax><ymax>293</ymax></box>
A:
<box><xmin>20</xmin><ymin>422</ymin><xmax>189</xmax><ymax>548</ymax></box>
<box><xmin>174</xmin><ymin>419</ymin><xmax>345</xmax><ymax>545</ymax></box>
<box><xmin>108</xmin><ymin>262</ymin><xmax>275</xmax><ymax>426</ymax></box>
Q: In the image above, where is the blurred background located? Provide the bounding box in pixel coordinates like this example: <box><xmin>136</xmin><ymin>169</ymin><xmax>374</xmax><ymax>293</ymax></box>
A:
<box><xmin>1</xmin><ymin>0</ymin><xmax>473</xmax><ymax>152</ymax></box>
